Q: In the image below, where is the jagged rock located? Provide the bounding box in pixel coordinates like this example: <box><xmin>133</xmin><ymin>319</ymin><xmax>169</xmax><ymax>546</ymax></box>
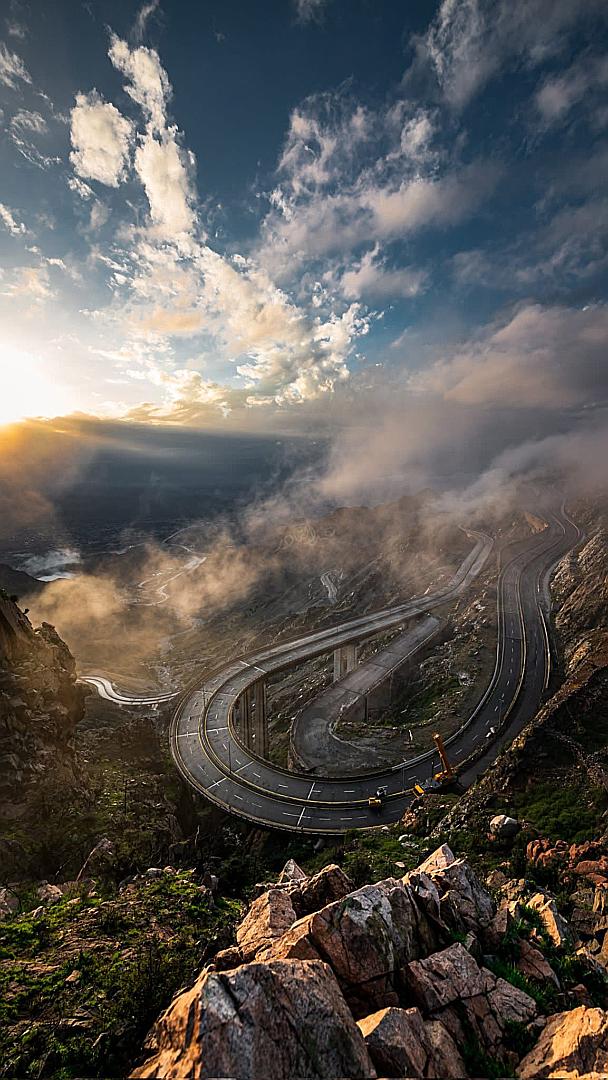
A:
<box><xmin>483</xmin><ymin>900</ymin><xmax>517</xmax><ymax>950</ymax></box>
<box><xmin>236</xmin><ymin>888</ymin><xmax>297</xmax><ymax>962</ymax></box>
<box><xmin>416</xmin><ymin>850</ymin><xmax>494</xmax><ymax>934</ymax></box>
<box><xmin>291</xmin><ymin>863</ymin><xmax>352</xmax><ymax>917</ymax></box>
<box><xmin>277</xmin><ymin>858</ymin><xmax>307</xmax><ymax>885</ymax></box>
<box><xmin>419</xmin><ymin>843</ymin><xmax>457</xmax><ymax>872</ymax></box>
<box><xmin>260</xmin><ymin>876</ymin><xmax>447</xmax><ymax>1016</ymax></box>
<box><xmin>130</xmin><ymin>959</ymin><xmax>376</xmax><ymax>1080</ymax></box>
<box><xmin>517</xmin><ymin>1005</ymin><xmax>608</xmax><ymax>1079</ymax></box>
<box><xmin>407</xmin><ymin>942</ymin><xmax>537</xmax><ymax>1058</ymax></box>
<box><xmin>529</xmin><ymin>892</ymin><xmax>572</xmax><ymax>947</ymax></box>
<box><xmin>358</xmin><ymin>1005</ymin><xmax>467</xmax><ymax>1078</ymax></box>
<box><xmin>517</xmin><ymin>938</ymin><xmax>560</xmax><ymax>987</ymax></box>
<box><xmin>489</xmin><ymin>814</ymin><xmax>520</xmax><ymax>840</ymax></box>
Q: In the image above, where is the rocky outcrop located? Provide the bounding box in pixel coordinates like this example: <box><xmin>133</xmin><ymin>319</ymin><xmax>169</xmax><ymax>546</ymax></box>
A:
<box><xmin>407</xmin><ymin>942</ymin><xmax>537</xmax><ymax>1060</ymax></box>
<box><xmin>406</xmin><ymin>844</ymin><xmax>493</xmax><ymax>938</ymax></box>
<box><xmin>260</xmin><ymin>874</ymin><xmax>448</xmax><ymax>1015</ymax></box>
<box><xmin>0</xmin><ymin>596</ymin><xmax>84</xmax><ymax>815</ymax></box>
<box><xmin>517</xmin><ymin>1005</ymin><xmax>608</xmax><ymax>1079</ymax></box>
<box><xmin>358</xmin><ymin>1005</ymin><xmax>466</xmax><ymax>1078</ymax></box>
<box><xmin>131</xmin><ymin>845</ymin><xmax>608</xmax><ymax>1079</ymax></box>
<box><xmin>131</xmin><ymin>960</ymin><xmax>376</xmax><ymax>1080</ymax></box>
<box><xmin>236</xmin><ymin>888</ymin><xmax>297</xmax><ymax>962</ymax></box>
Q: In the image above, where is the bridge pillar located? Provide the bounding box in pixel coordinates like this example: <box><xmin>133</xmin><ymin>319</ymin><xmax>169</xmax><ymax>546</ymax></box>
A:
<box><xmin>238</xmin><ymin>679</ymin><xmax>269</xmax><ymax>757</ymax></box>
<box><xmin>333</xmin><ymin>643</ymin><xmax>359</xmax><ymax>682</ymax></box>
<box><xmin>252</xmin><ymin>678</ymin><xmax>268</xmax><ymax>758</ymax></box>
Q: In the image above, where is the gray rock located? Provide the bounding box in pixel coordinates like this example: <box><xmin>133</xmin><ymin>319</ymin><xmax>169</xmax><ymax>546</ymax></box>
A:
<box><xmin>131</xmin><ymin>959</ymin><xmax>376</xmax><ymax>1080</ymax></box>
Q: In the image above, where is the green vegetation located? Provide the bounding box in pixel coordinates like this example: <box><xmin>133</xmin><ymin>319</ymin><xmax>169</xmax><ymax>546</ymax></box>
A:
<box><xmin>0</xmin><ymin>873</ymin><xmax>241</xmax><ymax>1079</ymax></box>
<box><xmin>511</xmin><ymin>779</ymin><xmax>608</xmax><ymax>844</ymax></box>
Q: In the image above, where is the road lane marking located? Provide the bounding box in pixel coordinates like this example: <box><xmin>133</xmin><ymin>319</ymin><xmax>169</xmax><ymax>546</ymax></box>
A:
<box><xmin>307</xmin><ymin>782</ymin><xmax>317</xmax><ymax>799</ymax></box>
<box><xmin>208</xmin><ymin>778</ymin><xmax>226</xmax><ymax>790</ymax></box>
<box><xmin>297</xmin><ymin>806</ymin><xmax>307</xmax><ymax>826</ymax></box>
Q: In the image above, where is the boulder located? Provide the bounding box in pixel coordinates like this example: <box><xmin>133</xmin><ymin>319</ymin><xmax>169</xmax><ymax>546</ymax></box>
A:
<box><xmin>236</xmin><ymin>889</ymin><xmax>297</xmax><ymax>962</ymax></box>
<box><xmin>528</xmin><ymin>892</ymin><xmax>572</xmax><ymax>947</ymax></box>
<box><xmin>489</xmin><ymin>814</ymin><xmax>520</xmax><ymax>840</ymax></box>
<box><xmin>414</xmin><ymin>852</ymin><xmax>494</xmax><ymax>934</ymax></box>
<box><xmin>291</xmin><ymin>863</ymin><xmax>352</xmax><ymax>917</ymax></box>
<box><xmin>358</xmin><ymin>1005</ymin><xmax>467</xmax><ymax>1078</ymax></box>
<box><xmin>407</xmin><ymin>942</ymin><xmax>537</xmax><ymax>1058</ymax></box>
<box><xmin>517</xmin><ymin>938</ymin><xmax>560</xmax><ymax>987</ymax></box>
<box><xmin>517</xmin><ymin>1005</ymin><xmax>608</xmax><ymax>1079</ymax></box>
<box><xmin>131</xmin><ymin>959</ymin><xmax>376</xmax><ymax>1080</ymax></box>
<box><xmin>260</xmin><ymin>876</ymin><xmax>447</xmax><ymax>1016</ymax></box>
<box><xmin>418</xmin><ymin>844</ymin><xmax>457</xmax><ymax>873</ymax></box>
<box><xmin>277</xmin><ymin>858</ymin><xmax>307</xmax><ymax>885</ymax></box>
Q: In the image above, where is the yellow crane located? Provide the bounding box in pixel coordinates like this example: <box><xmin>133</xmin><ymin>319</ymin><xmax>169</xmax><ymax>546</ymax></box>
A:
<box><xmin>413</xmin><ymin>733</ymin><xmax>457</xmax><ymax>796</ymax></box>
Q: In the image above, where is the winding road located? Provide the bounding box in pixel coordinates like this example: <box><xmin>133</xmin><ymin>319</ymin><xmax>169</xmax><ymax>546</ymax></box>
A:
<box><xmin>167</xmin><ymin>508</ymin><xmax>580</xmax><ymax>833</ymax></box>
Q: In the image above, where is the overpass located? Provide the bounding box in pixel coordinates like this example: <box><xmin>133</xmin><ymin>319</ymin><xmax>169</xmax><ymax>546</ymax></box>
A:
<box><xmin>169</xmin><ymin>508</ymin><xmax>581</xmax><ymax>832</ymax></box>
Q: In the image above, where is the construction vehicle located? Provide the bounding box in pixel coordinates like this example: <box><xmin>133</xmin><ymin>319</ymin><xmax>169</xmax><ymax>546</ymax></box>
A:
<box><xmin>368</xmin><ymin>786</ymin><xmax>388</xmax><ymax>813</ymax></box>
<box><xmin>413</xmin><ymin>733</ymin><xmax>458</xmax><ymax>796</ymax></box>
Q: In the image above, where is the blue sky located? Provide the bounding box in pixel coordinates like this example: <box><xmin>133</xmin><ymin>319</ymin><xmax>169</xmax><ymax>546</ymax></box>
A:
<box><xmin>0</xmin><ymin>0</ymin><xmax>607</xmax><ymax>496</ymax></box>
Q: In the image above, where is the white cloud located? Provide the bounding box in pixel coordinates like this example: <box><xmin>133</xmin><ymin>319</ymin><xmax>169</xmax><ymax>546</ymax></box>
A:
<box><xmin>70</xmin><ymin>90</ymin><xmax>133</xmax><ymax>187</ymax></box>
<box><xmin>0</xmin><ymin>202</ymin><xmax>27</xmax><ymax>236</ymax></box>
<box><xmin>0</xmin><ymin>40</ymin><xmax>31</xmax><ymax>88</ymax></box>
<box><xmin>134</xmin><ymin>131</ymin><xmax>194</xmax><ymax>238</ymax></box>
<box><xmin>68</xmin><ymin>176</ymin><xmax>95</xmax><ymax>200</ymax></box>
<box><xmin>340</xmin><ymin>247</ymin><xmax>428</xmax><ymax>299</ymax></box>
<box><xmin>414</xmin><ymin>0</ymin><xmax>607</xmax><ymax>108</ymax></box>
<box><xmin>10</xmin><ymin>109</ymin><xmax>46</xmax><ymax>134</ymax></box>
<box><xmin>109</xmin><ymin>34</ymin><xmax>170</xmax><ymax>134</ymax></box>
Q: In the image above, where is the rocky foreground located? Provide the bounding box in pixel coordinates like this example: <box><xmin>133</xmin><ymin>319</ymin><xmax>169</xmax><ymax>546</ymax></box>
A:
<box><xmin>130</xmin><ymin>846</ymin><xmax>608</xmax><ymax>1079</ymax></box>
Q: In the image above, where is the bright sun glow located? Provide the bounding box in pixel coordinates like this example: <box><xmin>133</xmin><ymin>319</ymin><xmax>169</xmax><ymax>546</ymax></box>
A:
<box><xmin>0</xmin><ymin>349</ymin><xmax>71</xmax><ymax>426</ymax></box>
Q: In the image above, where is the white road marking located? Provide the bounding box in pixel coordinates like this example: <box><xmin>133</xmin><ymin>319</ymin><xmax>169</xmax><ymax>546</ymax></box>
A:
<box><xmin>307</xmin><ymin>782</ymin><xmax>317</xmax><ymax>800</ymax></box>
<box><xmin>176</xmin><ymin>732</ymin><xmax>198</xmax><ymax>738</ymax></box>
<box><xmin>208</xmin><ymin>778</ymin><xmax>226</xmax><ymax>790</ymax></box>
<box><xmin>297</xmin><ymin>806</ymin><xmax>307</xmax><ymax>826</ymax></box>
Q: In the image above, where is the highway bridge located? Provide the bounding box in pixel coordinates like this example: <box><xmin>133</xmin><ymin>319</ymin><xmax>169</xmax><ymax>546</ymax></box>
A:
<box><xmin>168</xmin><ymin>507</ymin><xmax>581</xmax><ymax>833</ymax></box>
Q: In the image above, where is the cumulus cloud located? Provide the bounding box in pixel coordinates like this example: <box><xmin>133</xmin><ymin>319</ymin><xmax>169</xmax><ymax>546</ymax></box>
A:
<box><xmin>258</xmin><ymin>86</ymin><xmax>499</xmax><ymax>280</ymax></box>
<box><xmin>109</xmin><ymin>34</ymin><xmax>171</xmax><ymax>134</ymax></box>
<box><xmin>412</xmin><ymin>0</ymin><xmax>607</xmax><ymax>108</ymax></box>
<box><xmin>70</xmin><ymin>90</ymin><xmax>133</xmax><ymax>187</ymax></box>
<box><xmin>134</xmin><ymin>131</ymin><xmax>194</xmax><ymax>237</ymax></box>
<box><xmin>0</xmin><ymin>40</ymin><xmax>31</xmax><ymax>87</ymax></box>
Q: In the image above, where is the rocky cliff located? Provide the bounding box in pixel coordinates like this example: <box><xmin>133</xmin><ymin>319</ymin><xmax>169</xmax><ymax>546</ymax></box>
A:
<box><xmin>129</xmin><ymin>847</ymin><xmax>608</xmax><ymax>1079</ymax></box>
<box><xmin>0</xmin><ymin>592</ymin><xmax>85</xmax><ymax>816</ymax></box>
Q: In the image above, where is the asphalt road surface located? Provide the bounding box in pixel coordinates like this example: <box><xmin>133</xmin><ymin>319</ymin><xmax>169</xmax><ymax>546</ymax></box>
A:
<box><xmin>169</xmin><ymin>508</ymin><xmax>581</xmax><ymax>834</ymax></box>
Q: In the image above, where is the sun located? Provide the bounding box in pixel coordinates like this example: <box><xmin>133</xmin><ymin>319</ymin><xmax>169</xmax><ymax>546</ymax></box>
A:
<box><xmin>0</xmin><ymin>348</ymin><xmax>71</xmax><ymax>426</ymax></box>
